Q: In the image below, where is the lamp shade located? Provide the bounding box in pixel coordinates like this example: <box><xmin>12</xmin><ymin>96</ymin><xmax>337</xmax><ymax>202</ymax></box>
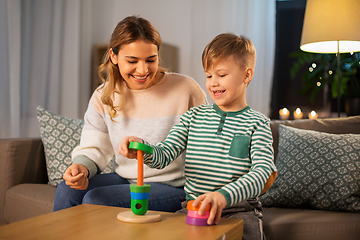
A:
<box><xmin>300</xmin><ymin>0</ymin><xmax>360</xmax><ymax>53</ymax></box>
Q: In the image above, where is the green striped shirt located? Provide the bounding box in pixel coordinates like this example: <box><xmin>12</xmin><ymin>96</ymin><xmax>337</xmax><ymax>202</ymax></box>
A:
<box><xmin>144</xmin><ymin>103</ymin><xmax>276</xmax><ymax>207</ymax></box>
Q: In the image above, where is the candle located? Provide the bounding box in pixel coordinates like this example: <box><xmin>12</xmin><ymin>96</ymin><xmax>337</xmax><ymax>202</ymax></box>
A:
<box><xmin>308</xmin><ymin>110</ymin><xmax>318</xmax><ymax>119</ymax></box>
<box><xmin>279</xmin><ymin>108</ymin><xmax>290</xmax><ymax>120</ymax></box>
<box><xmin>137</xmin><ymin>150</ymin><xmax>144</xmax><ymax>186</ymax></box>
<box><xmin>293</xmin><ymin>108</ymin><xmax>303</xmax><ymax>120</ymax></box>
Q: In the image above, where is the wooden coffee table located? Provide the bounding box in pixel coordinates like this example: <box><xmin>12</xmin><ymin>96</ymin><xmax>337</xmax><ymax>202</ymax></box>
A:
<box><xmin>0</xmin><ymin>204</ymin><xmax>243</xmax><ymax>239</ymax></box>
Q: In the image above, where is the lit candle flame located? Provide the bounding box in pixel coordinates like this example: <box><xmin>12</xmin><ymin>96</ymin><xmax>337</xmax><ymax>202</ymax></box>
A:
<box><xmin>279</xmin><ymin>108</ymin><xmax>290</xmax><ymax>120</ymax></box>
<box><xmin>294</xmin><ymin>108</ymin><xmax>303</xmax><ymax>120</ymax></box>
<box><xmin>309</xmin><ymin>110</ymin><xmax>318</xmax><ymax>119</ymax></box>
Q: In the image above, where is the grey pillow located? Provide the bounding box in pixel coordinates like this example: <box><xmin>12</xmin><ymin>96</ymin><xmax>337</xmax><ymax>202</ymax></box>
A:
<box><xmin>37</xmin><ymin>106</ymin><xmax>113</xmax><ymax>186</ymax></box>
<box><xmin>260</xmin><ymin>124</ymin><xmax>360</xmax><ymax>213</ymax></box>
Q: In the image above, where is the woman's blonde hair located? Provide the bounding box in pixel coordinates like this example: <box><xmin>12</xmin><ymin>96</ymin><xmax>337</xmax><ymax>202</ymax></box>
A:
<box><xmin>98</xmin><ymin>16</ymin><xmax>165</xmax><ymax>120</ymax></box>
<box><xmin>202</xmin><ymin>33</ymin><xmax>256</xmax><ymax>72</ymax></box>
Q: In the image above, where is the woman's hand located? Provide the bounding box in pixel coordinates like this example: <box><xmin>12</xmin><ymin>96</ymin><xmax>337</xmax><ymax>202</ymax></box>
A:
<box><xmin>63</xmin><ymin>163</ymin><xmax>89</xmax><ymax>190</ymax></box>
<box><xmin>118</xmin><ymin>136</ymin><xmax>143</xmax><ymax>159</ymax></box>
<box><xmin>192</xmin><ymin>192</ymin><xmax>228</xmax><ymax>225</ymax></box>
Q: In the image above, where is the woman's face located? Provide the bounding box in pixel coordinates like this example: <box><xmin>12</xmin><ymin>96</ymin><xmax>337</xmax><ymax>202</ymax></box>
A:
<box><xmin>110</xmin><ymin>40</ymin><xmax>160</xmax><ymax>90</ymax></box>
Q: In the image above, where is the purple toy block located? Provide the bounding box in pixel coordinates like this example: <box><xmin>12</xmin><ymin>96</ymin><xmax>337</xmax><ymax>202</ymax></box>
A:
<box><xmin>186</xmin><ymin>216</ymin><xmax>214</xmax><ymax>226</ymax></box>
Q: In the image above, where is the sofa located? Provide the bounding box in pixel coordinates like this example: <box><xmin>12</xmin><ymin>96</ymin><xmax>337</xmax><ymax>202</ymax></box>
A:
<box><xmin>1</xmin><ymin>114</ymin><xmax>360</xmax><ymax>240</ymax></box>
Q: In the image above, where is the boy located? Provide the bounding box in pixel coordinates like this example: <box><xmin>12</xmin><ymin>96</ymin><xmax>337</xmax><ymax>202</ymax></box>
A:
<box><xmin>119</xmin><ymin>33</ymin><xmax>277</xmax><ymax>240</ymax></box>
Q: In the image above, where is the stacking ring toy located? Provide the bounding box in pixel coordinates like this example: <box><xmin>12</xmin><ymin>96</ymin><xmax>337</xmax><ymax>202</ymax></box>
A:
<box><xmin>117</xmin><ymin>141</ymin><xmax>161</xmax><ymax>223</ymax></box>
<box><xmin>186</xmin><ymin>200</ymin><xmax>213</xmax><ymax>226</ymax></box>
<box><xmin>128</xmin><ymin>142</ymin><xmax>153</xmax><ymax>215</ymax></box>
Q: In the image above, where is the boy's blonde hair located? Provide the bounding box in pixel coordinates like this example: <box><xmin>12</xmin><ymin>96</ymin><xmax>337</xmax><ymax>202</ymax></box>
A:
<box><xmin>202</xmin><ymin>33</ymin><xmax>256</xmax><ymax>71</ymax></box>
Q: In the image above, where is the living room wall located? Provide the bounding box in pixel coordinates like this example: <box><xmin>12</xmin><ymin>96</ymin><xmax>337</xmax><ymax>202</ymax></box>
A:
<box><xmin>1</xmin><ymin>0</ymin><xmax>275</xmax><ymax>138</ymax></box>
<box><xmin>88</xmin><ymin>0</ymin><xmax>276</xmax><ymax>115</ymax></box>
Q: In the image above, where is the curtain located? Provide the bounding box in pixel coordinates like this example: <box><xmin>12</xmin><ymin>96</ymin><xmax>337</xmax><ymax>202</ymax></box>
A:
<box><xmin>0</xmin><ymin>0</ymin><xmax>91</xmax><ymax>138</ymax></box>
<box><xmin>0</xmin><ymin>0</ymin><xmax>275</xmax><ymax>138</ymax></box>
<box><xmin>190</xmin><ymin>0</ymin><xmax>276</xmax><ymax>116</ymax></box>
<box><xmin>0</xmin><ymin>0</ymin><xmax>20</xmax><ymax>138</ymax></box>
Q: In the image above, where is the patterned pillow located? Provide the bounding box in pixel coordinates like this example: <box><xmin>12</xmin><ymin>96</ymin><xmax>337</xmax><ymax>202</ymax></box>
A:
<box><xmin>37</xmin><ymin>106</ymin><xmax>113</xmax><ymax>186</ymax></box>
<box><xmin>260</xmin><ymin>124</ymin><xmax>360</xmax><ymax>213</ymax></box>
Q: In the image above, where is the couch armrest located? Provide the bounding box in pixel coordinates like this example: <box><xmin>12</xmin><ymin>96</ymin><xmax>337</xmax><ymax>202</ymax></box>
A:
<box><xmin>0</xmin><ymin>138</ymin><xmax>48</xmax><ymax>187</ymax></box>
<box><xmin>0</xmin><ymin>138</ymin><xmax>48</xmax><ymax>225</ymax></box>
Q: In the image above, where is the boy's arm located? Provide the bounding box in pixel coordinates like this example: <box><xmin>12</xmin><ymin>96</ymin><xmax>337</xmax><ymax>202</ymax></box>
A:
<box><xmin>118</xmin><ymin>117</ymin><xmax>189</xmax><ymax>170</ymax></box>
<box><xmin>217</xmin><ymin>120</ymin><xmax>277</xmax><ymax>207</ymax></box>
<box><xmin>143</xmin><ymin>115</ymin><xmax>190</xmax><ymax>169</ymax></box>
<box><xmin>261</xmin><ymin>171</ymin><xmax>277</xmax><ymax>194</ymax></box>
<box><xmin>125</xmin><ymin>109</ymin><xmax>191</xmax><ymax>169</ymax></box>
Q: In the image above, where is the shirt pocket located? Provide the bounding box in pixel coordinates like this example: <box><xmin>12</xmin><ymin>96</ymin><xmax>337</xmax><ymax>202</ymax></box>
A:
<box><xmin>229</xmin><ymin>134</ymin><xmax>251</xmax><ymax>158</ymax></box>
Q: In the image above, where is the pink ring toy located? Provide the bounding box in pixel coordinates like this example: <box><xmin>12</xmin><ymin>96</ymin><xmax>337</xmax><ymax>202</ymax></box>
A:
<box><xmin>187</xmin><ymin>210</ymin><xmax>210</xmax><ymax>219</ymax></box>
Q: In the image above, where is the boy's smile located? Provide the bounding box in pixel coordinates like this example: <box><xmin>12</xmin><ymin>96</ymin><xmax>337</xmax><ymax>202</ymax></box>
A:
<box><xmin>205</xmin><ymin>55</ymin><xmax>253</xmax><ymax>112</ymax></box>
<box><xmin>213</xmin><ymin>90</ymin><xmax>226</xmax><ymax>98</ymax></box>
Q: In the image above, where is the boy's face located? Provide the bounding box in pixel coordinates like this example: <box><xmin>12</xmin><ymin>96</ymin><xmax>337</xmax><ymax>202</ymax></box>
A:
<box><xmin>205</xmin><ymin>55</ymin><xmax>253</xmax><ymax>112</ymax></box>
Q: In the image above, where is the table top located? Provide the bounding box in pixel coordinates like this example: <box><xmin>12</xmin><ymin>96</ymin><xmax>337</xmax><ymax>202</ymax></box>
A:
<box><xmin>0</xmin><ymin>204</ymin><xmax>243</xmax><ymax>240</ymax></box>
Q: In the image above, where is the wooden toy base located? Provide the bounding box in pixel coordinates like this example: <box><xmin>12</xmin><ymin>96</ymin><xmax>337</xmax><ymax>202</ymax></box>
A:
<box><xmin>117</xmin><ymin>211</ymin><xmax>161</xmax><ymax>223</ymax></box>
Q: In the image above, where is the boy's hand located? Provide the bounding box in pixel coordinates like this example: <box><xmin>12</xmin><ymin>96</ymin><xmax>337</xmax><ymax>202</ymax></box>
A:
<box><xmin>118</xmin><ymin>136</ymin><xmax>143</xmax><ymax>159</ymax></box>
<box><xmin>63</xmin><ymin>163</ymin><xmax>89</xmax><ymax>190</ymax></box>
<box><xmin>193</xmin><ymin>192</ymin><xmax>228</xmax><ymax>225</ymax></box>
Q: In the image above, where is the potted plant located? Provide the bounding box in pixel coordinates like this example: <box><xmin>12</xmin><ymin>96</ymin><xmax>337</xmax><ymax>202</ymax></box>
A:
<box><xmin>290</xmin><ymin>51</ymin><xmax>360</xmax><ymax>116</ymax></box>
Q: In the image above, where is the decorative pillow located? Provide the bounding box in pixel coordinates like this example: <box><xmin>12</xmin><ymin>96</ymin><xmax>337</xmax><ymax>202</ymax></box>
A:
<box><xmin>37</xmin><ymin>106</ymin><xmax>113</xmax><ymax>186</ymax></box>
<box><xmin>260</xmin><ymin>124</ymin><xmax>360</xmax><ymax>213</ymax></box>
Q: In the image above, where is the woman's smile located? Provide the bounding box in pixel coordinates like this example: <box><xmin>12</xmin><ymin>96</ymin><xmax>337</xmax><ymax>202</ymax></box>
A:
<box><xmin>132</xmin><ymin>74</ymin><xmax>150</xmax><ymax>82</ymax></box>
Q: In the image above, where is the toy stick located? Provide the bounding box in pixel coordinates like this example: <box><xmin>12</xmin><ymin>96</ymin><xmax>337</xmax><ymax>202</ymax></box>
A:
<box><xmin>129</xmin><ymin>141</ymin><xmax>153</xmax><ymax>185</ymax></box>
<box><xmin>137</xmin><ymin>150</ymin><xmax>144</xmax><ymax>186</ymax></box>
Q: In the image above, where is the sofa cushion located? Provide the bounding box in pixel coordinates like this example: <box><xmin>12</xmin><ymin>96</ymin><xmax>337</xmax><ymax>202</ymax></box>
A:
<box><xmin>260</xmin><ymin>124</ymin><xmax>360</xmax><ymax>213</ymax></box>
<box><xmin>37</xmin><ymin>107</ymin><xmax>113</xmax><ymax>186</ymax></box>
<box><xmin>262</xmin><ymin>207</ymin><xmax>360</xmax><ymax>240</ymax></box>
<box><xmin>270</xmin><ymin>115</ymin><xmax>360</xmax><ymax>159</ymax></box>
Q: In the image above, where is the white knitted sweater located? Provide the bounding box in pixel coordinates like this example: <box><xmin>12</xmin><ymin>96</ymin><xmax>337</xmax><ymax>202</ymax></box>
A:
<box><xmin>72</xmin><ymin>72</ymin><xmax>207</xmax><ymax>186</ymax></box>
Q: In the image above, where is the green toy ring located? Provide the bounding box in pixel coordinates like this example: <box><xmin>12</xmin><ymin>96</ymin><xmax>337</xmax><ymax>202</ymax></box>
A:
<box><xmin>129</xmin><ymin>141</ymin><xmax>153</xmax><ymax>154</ymax></box>
<box><xmin>130</xmin><ymin>184</ymin><xmax>151</xmax><ymax>193</ymax></box>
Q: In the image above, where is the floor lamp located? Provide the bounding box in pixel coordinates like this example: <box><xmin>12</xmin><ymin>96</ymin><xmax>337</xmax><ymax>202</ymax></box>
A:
<box><xmin>300</xmin><ymin>0</ymin><xmax>360</xmax><ymax>117</ymax></box>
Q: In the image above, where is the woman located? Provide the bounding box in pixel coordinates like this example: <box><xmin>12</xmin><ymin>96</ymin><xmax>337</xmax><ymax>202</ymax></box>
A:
<box><xmin>53</xmin><ymin>16</ymin><xmax>206</xmax><ymax>212</ymax></box>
